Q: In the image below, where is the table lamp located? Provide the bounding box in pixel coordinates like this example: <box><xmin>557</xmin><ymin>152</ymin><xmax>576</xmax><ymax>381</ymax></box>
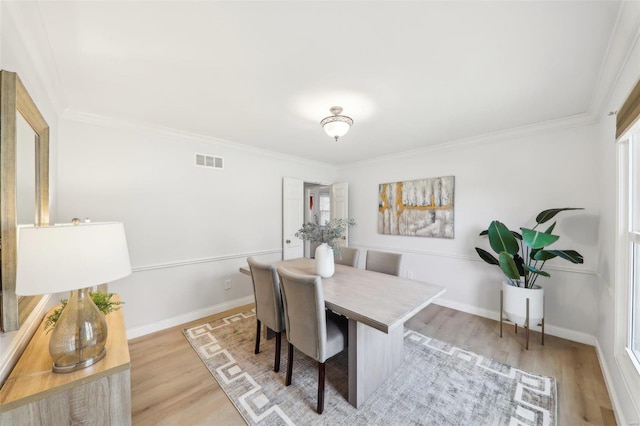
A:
<box><xmin>16</xmin><ymin>222</ymin><xmax>132</xmax><ymax>373</ymax></box>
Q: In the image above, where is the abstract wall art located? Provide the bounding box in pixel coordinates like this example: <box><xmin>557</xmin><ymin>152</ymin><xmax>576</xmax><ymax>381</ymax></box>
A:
<box><xmin>378</xmin><ymin>176</ymin><xmax>455</xmax><ymax>238</ymax></box>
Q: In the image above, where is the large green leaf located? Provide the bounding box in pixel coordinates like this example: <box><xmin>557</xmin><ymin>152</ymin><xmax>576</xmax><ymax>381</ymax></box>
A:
<box><xmin>535</xmin><ymin>208</ymin><xmax>583</xmax><ymax>224</ymax></box>
<box><xmin>521</xmin><ymin>227</ymin><xmax>560</xmax><ymax>249</ymax></box>
<box><xmin>488</xmin><ymin>221</ymin><xmax>519</xmax><ymax>255</ymax></box>
<box><xmin>513</xmin><ymin>253</ymin><xmax>525</xmax><ymax>276</ymax></box>
<box><xmin>523</xmin><ymin>264</ymin><xmax>551</xmax><ymax>277</ymax></box>
<box><xmin>532</xmin><ymin>249</ymin><xmax>558</xmax><ymax>261</ymax></box>
<box><xmin>475</xmin><ymin>247</ymin><xmax>499</xmax><ymax>265</ymax></box>
<box><xmin>547</xmin><ymin>249</ymin><xmax>584</xmax><ymax>264</ymax></box>
<box><xmin>499</xmin><ymin>252</ymin><xmax>521</xmax><ymax>280</ymax></box>
<box><xmin>544</xmin><ymin>222</ymin><xmax>556</xmax><ymax>234</ymax></box>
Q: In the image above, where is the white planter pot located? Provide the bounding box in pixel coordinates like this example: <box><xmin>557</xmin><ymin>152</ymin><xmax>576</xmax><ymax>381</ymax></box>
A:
<box><xmin>315</xmin><ymin>243</ymin><xmax>335</xmax><ymax>278</ymax></box>
<box><xmin>502</xmin><ymin>281</ymin><xmax>544</xmax><ymax>327</ymax></box>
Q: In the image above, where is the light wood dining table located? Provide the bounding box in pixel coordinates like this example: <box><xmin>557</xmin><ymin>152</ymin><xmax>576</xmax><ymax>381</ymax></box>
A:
<box><xmin>242</xmin><ymin>257</ymin><xmax>446</xmax><ymax>408</ymax></box>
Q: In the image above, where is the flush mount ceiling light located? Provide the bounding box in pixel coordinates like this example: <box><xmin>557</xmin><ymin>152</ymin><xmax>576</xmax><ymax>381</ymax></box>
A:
<box><xmin>320</xmin><ymin>106</ymin><xmax>353</xmax><ymax>142</ymax></box>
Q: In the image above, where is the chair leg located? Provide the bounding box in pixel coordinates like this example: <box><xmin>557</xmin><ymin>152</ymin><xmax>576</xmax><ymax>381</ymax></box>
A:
<box><xmin>274</xmin><ymin>331</ymin><xmax>281</xmax><ymax>372</ymax></box>
<box><xmin>317</xmin><ymin>362</ymin><xmax>326</xmax><ymax>414</ymax></box>
<box><xmin>254</xmin><ymin>319</ymin><xmax>261</xmax><ymax>354</ymax></box>
<box><xmin>286</xmin><ymin>343</ymin><xmax>294</xmax><ymax>386</ymax></box>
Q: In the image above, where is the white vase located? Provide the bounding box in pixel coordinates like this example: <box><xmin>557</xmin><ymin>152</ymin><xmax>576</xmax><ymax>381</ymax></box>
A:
<box><xmin>315</xmin><ymin>243</ymin><xmax>335</xmax><ymax>278</ymax></box>
<box><xmin>502</xmin><ymin>281</ymin><xmax>544</xmax><ymax>327</ymax></box>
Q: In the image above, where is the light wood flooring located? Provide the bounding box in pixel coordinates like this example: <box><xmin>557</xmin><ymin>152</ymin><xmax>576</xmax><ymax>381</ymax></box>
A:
<box><xmin>129</xmin><ymin>304</ymin><xmax>616</xmax><ymax>425</ymax></box>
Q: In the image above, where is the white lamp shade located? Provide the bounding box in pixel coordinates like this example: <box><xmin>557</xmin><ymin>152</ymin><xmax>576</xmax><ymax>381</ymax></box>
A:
<box><xmin>323</xmin><ymin>121</ymin><xmax>351</xmax><ymax>139</ymax></box>
<box><xmin>16</xmin><ymin>222</ymin><xmax>132</xmax><ymax>296</ymax></box>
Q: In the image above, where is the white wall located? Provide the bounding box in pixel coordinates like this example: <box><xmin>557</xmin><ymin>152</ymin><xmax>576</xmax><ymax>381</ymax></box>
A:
<box><xmin>57</xmin><ymin>115</ymin><xmax>337</xmax><ymax>336</ymax></box>
<box><xmin>1</xmin><ymin>2</ymin><xmax>60</xmax><ymax>215</ymax></box>
<box><xmin>593</xmin><ymin>1</ymin><xmax>640</xmax><ymax>422</ymax></box>
<box><xmin>2</xmin><ymin>0</ymin><xmax>638</xmax><ymax>420</ymax></box>
<box><xmin>0</xmin><ymin>1</ymin><xmax>60</xmax><ymax>383</ymax></box>
<box><xmin>339</xmin><ymin>123</ymin><xmax>600</xmax><ymax>340</ymax></box>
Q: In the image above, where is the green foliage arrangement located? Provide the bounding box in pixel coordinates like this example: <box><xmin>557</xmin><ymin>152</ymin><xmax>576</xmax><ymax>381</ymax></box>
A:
<box><xmin>475</xmin><ymin>208</ymin><xmax>584</xmax><ymax>289</ymax></box>
<box><xmin>44</xmin><ymin>292</ymin><xmax>124</xmax><ymax>334</ymax></box>
<box><xmin>296</xmin><ymin>216</ymin><xmax>356</xmax><ymax>257</ymax></box>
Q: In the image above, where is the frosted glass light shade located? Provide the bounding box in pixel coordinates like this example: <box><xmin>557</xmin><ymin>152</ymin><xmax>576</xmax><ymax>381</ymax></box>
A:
<box><xmin>323</xmin><ymin>120</ymin><xmax>351</xmax><ymax>140</ymax></box>
<box><xmin>320</xmin><ymin>106</ymin><xmax>353</xmax><ymax>141</ymax></box>
<box><xmin>16</xmin><ymin>222</ymin><xmax>132</xmax><ymax>296</ymax></box>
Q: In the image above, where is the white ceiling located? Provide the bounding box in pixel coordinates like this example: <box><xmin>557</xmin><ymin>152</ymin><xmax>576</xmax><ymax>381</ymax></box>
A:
<box><xmin>30</xmin><ymin>1</ymin><xmax>621</xmax><ymax>165</ymax></box>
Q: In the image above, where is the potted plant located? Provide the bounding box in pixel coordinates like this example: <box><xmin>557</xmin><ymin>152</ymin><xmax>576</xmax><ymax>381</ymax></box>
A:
<box><xmin>296</xmin><ymin>216</ymin><xmax>356</xmax><ymax>277</ymax></box>
<box><xmin>44</xmin><ymin>291</ymin><xmax>124</xmax><ymax>334</ymax></box>
<box><xmin>475</xmin><ymin>207</ymin><xmax>584</xmax><ymax>327</ymax></box>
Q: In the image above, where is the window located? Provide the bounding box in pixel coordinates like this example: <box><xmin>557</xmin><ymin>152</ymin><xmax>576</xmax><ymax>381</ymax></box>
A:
<box><xmin>319</xmin><ymin>193</ymin><xmax>330</xmax><ymax>226</ymax></box>
<box><xmin>615</xmin><ymin>78</ymin><xmax>640</xmax><ymax>408</ymax></box>
<box><xmin>629</xmin><ymin>134</ymin><xmax>640</xmax><ymax>364</ymax></box>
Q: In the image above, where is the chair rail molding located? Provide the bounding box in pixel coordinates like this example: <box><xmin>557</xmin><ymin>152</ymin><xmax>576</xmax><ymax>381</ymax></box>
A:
<box><xmin>350</xmin><ymin>243</ymin><xmax>597</xmax><ymax>277</ymax></box>
<box><xmin>131</xmin><ymin>248</ymin><xmax>282</xmax><ymax>273</ymax></box>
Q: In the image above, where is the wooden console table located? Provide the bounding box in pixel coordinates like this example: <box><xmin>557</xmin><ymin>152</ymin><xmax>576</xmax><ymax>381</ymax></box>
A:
<box><xmin>0</xmin><ymin>296</ymin><xmax>131</xmax><ymax>425</ymax></box>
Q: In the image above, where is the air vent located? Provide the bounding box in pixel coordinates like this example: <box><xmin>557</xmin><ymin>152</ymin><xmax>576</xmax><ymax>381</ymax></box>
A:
<box><xmin>195</xmin><ymin>154</ymin><xmax>224</xmax><ymax>170</ymax></box>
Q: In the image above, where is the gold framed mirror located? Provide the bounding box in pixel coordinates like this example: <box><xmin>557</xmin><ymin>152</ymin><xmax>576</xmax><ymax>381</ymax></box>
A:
<box><xmin>0</xmin><ymin>70</ymin><xmax>50</xmax><ymax>331</ymax></box>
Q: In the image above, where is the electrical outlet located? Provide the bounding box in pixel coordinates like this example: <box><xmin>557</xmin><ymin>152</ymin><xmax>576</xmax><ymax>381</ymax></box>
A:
<box><xmin>225</xmin><ymin>279</ymin><xmax>232</xmax><ymax>290</ymax></box>
<box><xmin>407</xmin><ymin>270</ymin><xmax>414</xmax><ymax>279</ymax></box>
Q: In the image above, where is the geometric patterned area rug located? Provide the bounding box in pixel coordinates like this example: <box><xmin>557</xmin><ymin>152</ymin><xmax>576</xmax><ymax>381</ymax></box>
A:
<box><xmin>183</xmin><ymin>309</ymin><xmax>557</xmax><ymax>426</ymax></box>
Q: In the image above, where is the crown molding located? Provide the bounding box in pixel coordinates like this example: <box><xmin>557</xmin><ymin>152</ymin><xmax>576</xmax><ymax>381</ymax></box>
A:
<box><xmin>341</xmin><ymin>2</ymin><xmax>640</xmax><ymax>171</ymax></box>
<box><xmin>4</xmin><ymin>1</ymin><xmax>68</xmax><ymax>115</ymax></box>
<box><xmin>61</xmin><ymin>109</ymin><xmax>339</xmax><ymax>171</ymax></box>
<box><xmin>589</xmin><ymin>1</ymin><xmax>640</xmax><ymax>118</ymax></box>
<box><xmin>341</xmin><ymin>112</ymin><xmax>597</xmax><ymax>170</ymax></box>
<box><xmin>10</xmin><ymin>0</ymin><xmax>637</xmax><ymax>170</ymax></box>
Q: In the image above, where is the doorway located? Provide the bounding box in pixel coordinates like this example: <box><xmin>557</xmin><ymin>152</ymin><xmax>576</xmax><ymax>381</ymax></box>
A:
<box><xmin>282</xmin><ymin>178</ymin><xmax>349</xmax><ymax>260</ymax></box>
<box><xmin>304</xmin><ymin>183</ymin><xmax>331</xmax><ymax>258</ymax></box>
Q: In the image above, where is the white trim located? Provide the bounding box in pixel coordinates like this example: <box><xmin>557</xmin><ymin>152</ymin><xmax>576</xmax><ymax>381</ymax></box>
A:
<box><xmin>126</xmin><ymin>295</ymin><xmax>255</xmax><ymax>340</ymax></box>
<box><xmin>63</xmin><ymin>107</ymin><xmax>596</xmax><ymax>174</ymax></box>
<box><xmin>131</xmin><ymin>249</ymin><xmax>281</xmax><ymax>273</ymax></box>
<box><xmin>595</xmin><ymin>340</ymin><xmax>631</xmax><ymax>426</ymax></box>
<box><xmin>614</xmin><ymin>136</ymin><xmax>640</xmax><ymax>423</ymax></box>
<box><xmin>133</xmin><ymin>243</ymin><xmax>597</xmax><ymax>277</ymax></box>
<box><xmin>0</xmin><ymin>294</ymin><xmax>52</xmax><ymax>385</ymax></box>
<box><xmin>61</xmin><ymin>109</ymin><xmax>338</xmax><ymax>170</ymax></box>
<box><xmin>124</xmin><ymin>246</ymin><xmax>597</xmax><ymax>344</ymax></box>
<box><xmin>615</xmin><ymin>350</ymin><xmax>640</xmax><ymax>422</ymax></box>
<box><xmin>433</xmin><ymin>297</ymin><xmax>596</xmax><ymax>346</ymax></box>
<box><xmin>350</xmin><ymin>243</ymin><xmax>597</xmax><ymax>277</ymax></box>
<box><xmin>589</xmin><ymin>1</ymin><xmax>640</xmax><ymax>119</ymax></box>
<box><xmin>62</xmin><ymin>108</ymin><xmax>597</xmax><ymax>174</ymax></box>
<box><xmin>342</xmin><ymin>113</ymin><xmax>596</xmax><ymax>169</ymax></box>
<box><xmin>4</xmin><ymin>1</ymin><xmax>68</xmax><ymax>113</ymax></box>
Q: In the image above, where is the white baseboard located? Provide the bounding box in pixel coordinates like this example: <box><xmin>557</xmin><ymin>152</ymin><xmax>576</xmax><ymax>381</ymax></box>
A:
<box><xmin>433</xmin><ymin>297</ymin><xmax>597</xmax><ymax>346</ymax></box>
<box><xmin>123</xmin><ymin>291</ymin><xmax>636</xmax><ymax>423</ymax></box>
<box><xmin>594</xmin><ymin>340</ymin><xmax>632</xmax><ymax>426</ymax></box>
<box><xmin>433</xmin><ymin>298</ymin><xmax>496</xmax><ymax>321</ymax></box>
<box><xmin>125</xmin><ymin>293</ymin><xmax>596</xmax><ymax>345</ymax></box>
<box><xmin>126</xmin><ymin>295</ymin><xmax>255</xmax><ymax>340</ymax></box>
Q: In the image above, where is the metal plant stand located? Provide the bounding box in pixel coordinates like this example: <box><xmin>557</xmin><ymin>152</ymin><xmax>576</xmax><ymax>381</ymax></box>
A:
<box><xmin>499</xmin><ymin>290</ymin><xmax>545</xmax><ymax>350</ymax></box>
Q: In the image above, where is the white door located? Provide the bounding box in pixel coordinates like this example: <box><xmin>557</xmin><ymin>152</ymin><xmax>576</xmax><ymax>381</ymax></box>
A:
<box><xmin>283</xmin><ymin>177</ymin><xmax>304</xmax><ymax>259</ymax></box>
<box><xmin>331</xmin><ymin>182</ymin><xmax>349</xmax><ymax>248</ymax></box>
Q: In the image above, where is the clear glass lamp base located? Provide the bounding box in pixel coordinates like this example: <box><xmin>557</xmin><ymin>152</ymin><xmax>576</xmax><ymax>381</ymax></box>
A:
<box><xmin>49</xmin><ymin>287</ymin><xmax>108</xmax><ymax>374</ymax></box>
<box><xmin>52</xmin><ymin>347</ymin><xmax>107</xmax><ymax>373</ymax></box>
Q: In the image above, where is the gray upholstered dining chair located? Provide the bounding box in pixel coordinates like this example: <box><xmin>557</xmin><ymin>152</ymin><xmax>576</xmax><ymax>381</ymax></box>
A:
<box><xmin>334</xmin><ymin>246</ymin><xmax>360</xmax><ymax>267</ymax></box>
<box><xmin>365</xmin><ymin>249</ymin><xmax>403</xmax><ymax>276</ymax></box>
<box><xmin>276</xmin><ymin>266</ymin><xmax>347</xmax><ymax>414</ymax></box>
<box><xmin>247</xmin><ymin>257</ymin><xmax>285</xmax><ymax>372</ymax></box>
